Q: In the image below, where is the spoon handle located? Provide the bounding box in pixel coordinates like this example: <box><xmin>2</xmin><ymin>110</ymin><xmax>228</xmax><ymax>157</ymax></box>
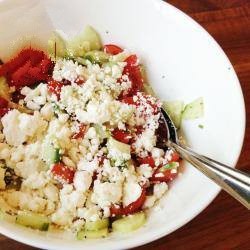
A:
<box><xmin>168</xmin><ymin>141</ymin><xmax>250</xmax><ymax>209</ymax></box>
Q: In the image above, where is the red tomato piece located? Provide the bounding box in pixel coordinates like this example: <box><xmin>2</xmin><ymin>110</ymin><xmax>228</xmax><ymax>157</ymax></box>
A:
<box><xmin>137</xmin><ymin>156</ymin><xmax>156</xmax><ymax>168</ymax></box>
<box><xmin>112</xmin><ymin>128</ymin><xmax>132</xmax><ymax>144</ymax></box>
<box><xmin>47</xmin><ymin>80</ymin><xmax>63</xmax><ymax>99</ymax></box>
<box><xmin>125</xmin><ymin>55</ymin><xmax>138</xmax><ymax>67</ymax></box>
<box><xmin>121</xmin><ymin>55</ymin><xmax>143</xmax><ymax>96</ymax></box>
<box><xmin>0</xmin><ymin>48</ymin><xmax>54</xmax><ymax>88</ymax></box>
<box><xmin>121</xmin><ymin>96</ymin><xmax>135</xmax><ymax>105</ymax></box>
<box><xmin>104</xmin><ymin>44</ymin><xmax>123</xmax><ymax>55</ymax></box>
<box><xmin>168</xmin><ymin>152</ymin><xmax>180</xmax><ymax>162</ymax></box>
<box><xmin>51</xmin><ymin>163</ymin><xmax>75</xmax><ymax>184</ymax></box>
<box><xmin>151</xmin><ymin>167</ymin><xmax>177</xmax><ymax>182</ymax></box>
<box><xmin>72</xmin><ymin>124</ymin><xmax>87</xmax><ymax>139</ymax></box>
<box><xmin>0</xmin><ymin>97</ymin><xmax>8</xmax><ymax>108</ymax></box>
<box><xmin>0</xmin><ymin>108</ymin><xmax>10</xmax><ymax>117</ymax></box>
<box><xmin>75</xmin><ymin>78</ymin><xmax>85</xmax><ymax>85</ymax></box>
<box><xmin>110</xmin><ymin>188</ymin><xmax>146</xmax><ymax>216</ymax></box>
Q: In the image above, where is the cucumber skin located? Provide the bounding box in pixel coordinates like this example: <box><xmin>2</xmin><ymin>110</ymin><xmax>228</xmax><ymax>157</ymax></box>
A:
<box><xmin>84</xmin><ymin>51</ymin><xmax>109</xmax><ymax>64</ymax></box>
<box><xmin>16</xmin><ymin>212</ymin><xmax>50</xmax><ymax>231</ymax></box>
<box><xmin>112</xmin><ymin>212</ymin><xmax>146</xmax><ymax>233</ymax></box>
<box><xmin>77</xmin><ymin>228</ymin><xmax>109</xmax><ymax>240</ymax></box>
<box><xmin>85</xmin><ymin>218</ymin><xmax>109</xmax><ymax>231</ymax></box>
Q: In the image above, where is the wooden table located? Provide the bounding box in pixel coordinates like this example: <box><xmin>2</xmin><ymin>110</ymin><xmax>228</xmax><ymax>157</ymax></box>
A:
<box><xmin>1</xmin><ymin>0</ymin><xmax>250</xmax><ymax>249</ymax></box>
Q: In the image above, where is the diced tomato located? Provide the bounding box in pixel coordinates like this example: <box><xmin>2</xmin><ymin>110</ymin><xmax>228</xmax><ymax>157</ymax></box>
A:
<box><xmin>104</xmin><ymin>44</ymin><xmax>123</xmax><ymax>55</ymax></box>
<box><xmin>137</xmin><ymin>156</ymin><xmax>156</xmax><ymax>168</ymax></box>
<box><xmin>121</xmin><ymin>96</ymin><xmax>135</xmax><ymax>105</ymax></box>
<box><xmin>0</xmin><ymin>108</ymin><xmax>10</xmax><ymax>117</ymax></box>
<box><xmin>112</xmin><ymin>128</ymin><xmax>132</xmax><ymax>144</ymax></box>
<box><xmin>72</xmin><ymin>124</ymin><xmax>87</xmax><ymax>139</ymax></box>
<box><xmin>151</xmin><ymin>167</ymin><xmax>177</xmax><ymax>182</ymax></box>
<box><xmin>75</xmin><ymin>78</ymin><xmax>85</xmax><ymax>85</ymax></box>
<box><xmin>125</xmin><ymin>55</ymin><xmax>138</xmax><ymax>67</ymax></box>
<box><xmin>120</xmin><ymin>55</ymin><xmax>143</xmax><ymax>96</ymax></box>
<box><xmin>47</xmin><ymin>80</ymin><xmax>63</xmax><ymax>99</ymax></box>
<box><xmin>121</xmin><ymin>92</ymin><xmax>159</xmax><ymax>115</ymax></box>
<box><xmin>0</xmin><ymin>97</ymin><xmax>8</xmax><ymax>108</ymax></box>
<box><xmin>135</xmin><ymin>125</ymin><xmax>144</xmax><ymax>135</ymax></box>
<box><xmin>110</xmin><ymin>188</ymin><xmax>146</xmax><ymax>216</ymax></box>
<box><xmin>168</xmin><ymin>152</ymin><xmax>180</xmax><ymax>162</ymax></box>
<box><xmin>51</xmin><ymin>163</ymin><xmax>75</xmax><ymax>184</ymax></box>
<box><xmin>0</xmin><ymin>48</ymin><xmax>54</xmax><ymax>88</ymax></box>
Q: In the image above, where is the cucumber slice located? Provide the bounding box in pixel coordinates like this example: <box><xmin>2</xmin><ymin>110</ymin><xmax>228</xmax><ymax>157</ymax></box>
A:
<box><xmin>74</xmin><ymin>57</ymin><xmax>89</xmax><ymax>66</ymax></box>
<box><xmin>107</xmin><ymin>137</ymin><xmax>131</xmax><ymax>165</ymax></box>
<box><xmin>84</xmin><ymin>51</ymin><xmax>109</xmax><ymax>64</ymax></box>
<box><xmin>48</xmin><ymin>31</ymin><xmax>67</xmax><ymax>58</ymax></box>
<box><xmin>107</xmin><ymin>138</ymin><xmax>130</xmax><ymax>156</ymax></box>
<box><xmin>85</xmin><ymin>218</ymin><xmax>109</xmax><ymax>231</ymax></box>
<box><xmin>94</xmin><ymin>124</ymin><xmax>110</xmax><ymax>140</ymax></box>
<box><xmin>77</xmin><ymin>228</ymin><xmax>108</xmax><ymax>240</ymax></box>
<box><xmin>41</xmin><ymin>140</ymin><xmax>61</xmax><ymax>166</ymax></box>
<box><xmin>67</xmin><ymin>26</ymin><xmax>102</xmax><ymax>57</ymax></box>
<box><xmin>16</xmin><ymin>211</ymin><xmax>50</xmax><ymax>231</ymax></box>
<box><xmin>112</xmin><ymin>212</ymin><xmax>146</xmax><ymax>233</ymax></box>
<box><xmin>163</xmin><ymin>100</ymin><xmax>184</xmax><ymax>129</ymax></box>
<box><xmin>110</xmin><ymin>52</ymin><xmax>129</xmax><ymax>62</ymax></box>
<box><xmin>0</xmin><ymin>77</ymin><xmax>10</xmax><ymax>101</ymax></box>
<box><xmin>182</xmin><ymin>97</ymin><xmax>204</xmax><ymax>120</ymax></box>
<box><xmin>0</xmin><ymin>210</ymin><xmax>16</xmax><ymax>223</ymax></box>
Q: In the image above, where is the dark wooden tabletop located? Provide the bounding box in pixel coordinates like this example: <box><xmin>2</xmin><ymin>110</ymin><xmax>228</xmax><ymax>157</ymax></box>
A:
<box><xmin>1</xmin><ymin>0</ymin><xmax>250</xmax><ymax>249</ymax></box>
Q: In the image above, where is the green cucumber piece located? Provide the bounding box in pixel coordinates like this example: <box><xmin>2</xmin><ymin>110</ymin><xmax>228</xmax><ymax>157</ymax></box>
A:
<box><xmin>41</xmin><ymin>140</ymin><xmax>61</xmax><ymax>166</ymax></box>
<box><xmin>182</xmin><ymin>97</ymin><xmax>204</xmax><ymax>120</ymax></box>
<box><xmin>74</xmin><ymin>57</ymin><xmax>89</xmax><ymax>66</ymax></box>
<box><xmin>107</xmin><ymin>137</ymin><xmax>130</xmax><ymax>156</ymax></box>
<box><xmin>16</xmin><ymin>211</ymin><xmax>50</xmax><ymax>231</ymax></box>
<box><xmin>0</xmin><ymin>77</ymin><xmax>10</xmax><ymax>101</ymax></box>
<box><xmin>110</xmin><ymin>52</ymin><xmax>129</xmax><ymax>62</ymax></box>
<box><xmin>94</xmin><ymin>124</ymin><xmax>110</xmax><ymax>140</ymax></box>
<box><xmin>84</xmin><ymin>51</ymin><xmax>109</xmax><ymax>64</ymax></box>
<box><xmin>163</xmin><ymin>100</ymin><xmax>184</xmax><ymax>129</ymax></box>
<box><xmin>67</xmin><ymin>26</ymin><xmax>102</xmax><ymax>57</ymax></box>
<box><xmin>77</xmin><ymin>228</ymin><xmax>108</xmax><ymax>240</ymax></box>
<box><xmin>48</xmin><ymin>31</ymin><xmax>67</xmax><ymax>58</ymax></box>
<box><xmin>85</xmin><ymin>218</ymin><xmax>109</xmax><ymax>231</ymax></box>
<box><xmin>0</xmin><ymin>210</ymin><xmax>16</xmax><ymax>223</ymax></box>
<box><xmin>112</xmin><ymin>212</ymin><xmax>146</xmax><ymax>233</ymax></box>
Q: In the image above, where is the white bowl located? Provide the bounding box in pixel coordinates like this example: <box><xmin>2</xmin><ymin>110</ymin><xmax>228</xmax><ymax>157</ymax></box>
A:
<box><xmin>0</xmin><ymin>0</ymin><xmax>245</xmax><ymax>249</ymax></box>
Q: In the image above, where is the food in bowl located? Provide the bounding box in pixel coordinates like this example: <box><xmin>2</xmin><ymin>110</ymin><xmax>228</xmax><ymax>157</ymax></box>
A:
<box><xmin>0</xmin><ymin>26</ymin><xmax>181</xmax><ymax>238</ymax></box>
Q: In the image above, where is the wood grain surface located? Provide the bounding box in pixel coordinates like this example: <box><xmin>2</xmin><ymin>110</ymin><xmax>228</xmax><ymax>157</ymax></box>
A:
<box><xmin>0</xmin><ymin>0</ymin><xmax>250</xmax><ymax>249</ymax></box>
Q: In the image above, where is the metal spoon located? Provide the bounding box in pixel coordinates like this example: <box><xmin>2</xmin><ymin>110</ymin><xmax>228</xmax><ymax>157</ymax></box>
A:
<box><xmin>160</xmin><ymin>108</ymin><xmax>250</xmax><ymax>209</ymax></box>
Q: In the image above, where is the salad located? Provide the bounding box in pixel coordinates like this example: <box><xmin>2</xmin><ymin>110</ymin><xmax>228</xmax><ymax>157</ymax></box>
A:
<box><xmin>0</xmin><ymin>26</ymin><xmax>181</xmax><ymax>238</ymax></box>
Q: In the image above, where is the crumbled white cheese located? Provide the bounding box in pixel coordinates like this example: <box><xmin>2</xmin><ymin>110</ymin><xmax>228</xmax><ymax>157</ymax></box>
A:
<box><xmin>137</xmin><ymin>164</ymin><xmax>153</xmax><ymax>179</ymax></box>
<box><xmin>2</xmin><ymin>110</ymin><xmax>47</xmax><ymax>146</ymax></box>
<box><xmin>123</xmin><ymin>181</ymin><xmax>142</xmax><ymax>207</ymax></box>
<box><xmin>91</xmin><ymin>180</ymin><xmax>122</xmax><ymax>208</ymax></box>
<box><xmin>153</xmin><ymin>182</ymin><xmax>168</xmax><ymax>199</ymax></box>
<box><xmin>74</xmin><ymin>171</ymin><xmax>92</xmax><ymax>192</ymax></box>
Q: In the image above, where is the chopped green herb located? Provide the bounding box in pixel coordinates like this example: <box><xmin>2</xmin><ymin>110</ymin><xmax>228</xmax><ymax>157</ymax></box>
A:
<box><xmin>160</xmin><ymin>162</ymin><xmax>178</xmax><ymax>172</ymax></box>
<box><xmin>198</xmin><ymin>124</ymin><xmax>204</xmax><ymax>129</ymax></box>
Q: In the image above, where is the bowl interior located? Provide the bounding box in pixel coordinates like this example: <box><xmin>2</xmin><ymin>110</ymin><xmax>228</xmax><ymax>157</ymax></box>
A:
<box><xmin>0</xmin><ymin>0</ymin><xmax>245</xmax><ymax>249</ymax></box>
